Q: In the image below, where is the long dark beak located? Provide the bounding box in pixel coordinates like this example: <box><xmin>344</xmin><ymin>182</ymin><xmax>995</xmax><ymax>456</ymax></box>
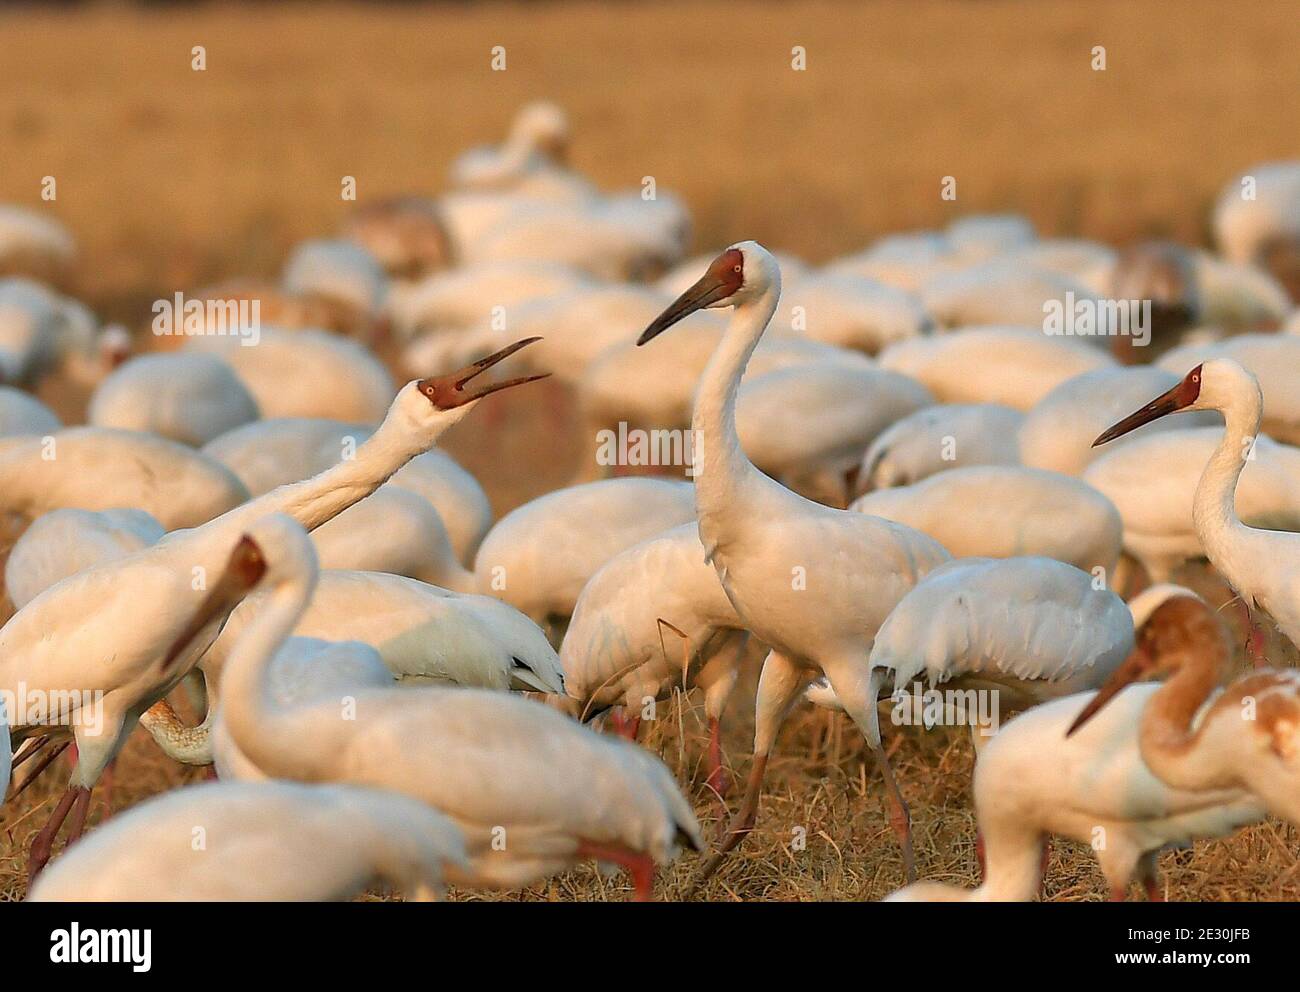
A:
<box><xmin>417</xmin><ymin>337</ymin><xmax>550</xmax><ymax>409</ymax></box>
<box><xmin>638</xmin><ymin>273</ymin><xmax>731</xmax><ymax>346</ymax></box>
<box><xmin>1065</xmin><ymin>647</ymin><xmax>1151</xmax><ymax>737</ymax></box>
<box><xmin>1093</xmin><ymin>383</ymin><xmax>1187</xmax><ymax>447</ymax></box>
<box><xmin>161</xmin><ymin>537</ymin><xmax>266</xmax><ymax>672</ymax></box>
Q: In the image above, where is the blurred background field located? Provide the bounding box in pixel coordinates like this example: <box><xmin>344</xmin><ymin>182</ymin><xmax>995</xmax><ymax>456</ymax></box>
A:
<box><xmin>2</xmin><ymin>0</ymin><xmax>1298</xmax><ymax>321</ymax></box>
<box><xmin>1</xmin><ymin>0</ymin><xmax>1299</xmax><ymax>902</ymax></box>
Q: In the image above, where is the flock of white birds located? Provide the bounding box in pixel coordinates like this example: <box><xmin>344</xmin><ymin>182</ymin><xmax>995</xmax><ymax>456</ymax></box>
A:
<box><xmin>2</xmin><ymin>102</ymin><xmax>1300</xmax><ymax>902</ymax></box>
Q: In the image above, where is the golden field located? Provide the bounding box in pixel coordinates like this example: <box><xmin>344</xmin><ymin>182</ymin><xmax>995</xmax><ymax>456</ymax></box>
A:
<box><xmin>2</xmin><ymin>0</ymin><xmax>1300</xmax><ymax>901</ymax></box>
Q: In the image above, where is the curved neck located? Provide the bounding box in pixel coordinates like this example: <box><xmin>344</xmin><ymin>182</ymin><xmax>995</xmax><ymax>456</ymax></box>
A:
<box><xmin>976</xmin><ymin>819</ymin><xmax>1043</xmax><ymax>901</ymax></box>
<box><xmin>138</xmin><ymin>695</ymin><xmax>217</xmax><ymax>765</ymax></box>
<box><xmin>1139</xmin><ymin>644</ymin><xmax>1229</xmax><ymax>791</ymax></box>
<box><xmin>693</xmin><ymin>281</ymin><xmax>780</xmax><ymax>538</ymax></box>
<box><xmin>1192</xmin><ymin>390</ymin><xmax>1263</xmax><ymax>569</ymax></box>
<box><xmin>215</xmin><ymin>409</ymin><xmax>433</xmax><ymax>538</ymax></box>
<box><xmin>219</xmin><ymin>572</ymin><xmax>316</xmax><ymax>768</ymax></box>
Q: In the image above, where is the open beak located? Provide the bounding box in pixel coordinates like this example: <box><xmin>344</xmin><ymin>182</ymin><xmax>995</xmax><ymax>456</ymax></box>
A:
<box><xmin>417</xmin><ymin>337</ymin><xmax>549</xmax><ymax>409</ymax></box>
<box><xmin>161</xmin><ymin>537</ymin><xmax>266</xmax><ymax>672</ymax></box>
<box><xmin>1093</xmin><ymin>382</ymin><xmax>1190</xmax><ymax>447</ymax></box>
<box><xmin>1065</xmin><ymin>647</ymin><xmax>1151</xmax><ymax>737</ymax></box>
<box><xmin>638</xmin><ymin>272</ymin><xmax>732</xmax><ymax>346</ymax></box>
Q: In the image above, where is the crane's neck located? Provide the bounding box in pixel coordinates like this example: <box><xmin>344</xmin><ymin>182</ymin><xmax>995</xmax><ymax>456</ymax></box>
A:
<box><xmin>218</xmin><ymin>573</ymin><xmax>316</xmax><ymax>767</ymax></box>
<box><xmin>216</xmin><ymin>410</ymin><xmax>434</xmax><ymax>538</ymax></box>
<box><xmin>1192</xmin><ymin>389</ymin><xmax>1263</xmax><ymax>575</ymax></box>
<box><xmin>1139</xmin><ymin>643</ymin><xmax>1230</xmax><ymax>791</ymax></box>
<box><xmin>692</xmin><ymin>279</ymin><xmax>780</xmax><ymax>548</ymax></box>
<box><xmin>973</xmin><ymin>817</ymin><xmax>1044</xmax><ymax>901</ymax></box>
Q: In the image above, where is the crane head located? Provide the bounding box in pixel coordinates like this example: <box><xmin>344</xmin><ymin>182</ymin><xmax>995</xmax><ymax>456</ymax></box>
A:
<box><xmin>1092</xmin><ymin>363</ymin><xmax>1203</xmax><ymax>446</ymax></box>
<box><xmin>415</xmin><ymin>337</ymin><xmax>549</xmax><ymax>410</ymax></box>
<box><xmin>637</xmin><ymin>246</ymin><xmax>748</xmax><ymax>345</ymax></box>
<box><xmin>1066</xmin><ymin>594</ymin><xmax>1228</xmax><ymax>737</ymax></box>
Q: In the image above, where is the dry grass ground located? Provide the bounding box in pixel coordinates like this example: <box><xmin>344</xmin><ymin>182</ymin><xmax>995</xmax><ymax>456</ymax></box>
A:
<box><xmin>2</xmin><ymin>1</ymin><xmax>1300</xmax><ymax>901</ymax></box>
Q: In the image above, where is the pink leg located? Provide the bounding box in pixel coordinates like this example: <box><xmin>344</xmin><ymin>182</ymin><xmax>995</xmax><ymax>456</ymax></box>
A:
<box><xmin>575</xmin><ymin>839</ymin><xmax>657</xmax><ymax>901</ymax></box>
<box><xmin>8</xmin><ymin>740</ymin><xmax>70</xmax><ymax>800</ymax></box>
<box><xmin>28</xmin><ymin>786</ymin><xmax>88</xmax><ymax>878</ymax></box>
<box><xmin>705</xmin><ymin>716</ymin><xmax>731</xmax><ymax>800</ymax></box>
<box><xmin>1039</xmin><ymin>839</ymin><xmax>1052</xmax><ymax>898</ymax></box>
<box><xmin>975</xmin><ymin>830</ymin><xmax>986</xmax><ymax>879</ymax></box>
<box><xmin>1234</xmin><ymin>598</ymin><xmax>1268</xmax><ymax>669</ymax></box>
<box><xmin>609</xmin><ymin>708</ymin><xmax>641</xmax><ymax>742</ymax></box>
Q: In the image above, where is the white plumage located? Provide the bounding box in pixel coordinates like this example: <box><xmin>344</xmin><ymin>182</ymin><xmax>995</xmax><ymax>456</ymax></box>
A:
<box><xmin>0</xmin><ymin>427</ymin><xmax>249</xmax><ymax>529</ymax></box>
<box><xmin>203</xmin><ymin>416</ymin><xmax>491</xmax><ymax>565</ymax></box>
<box><xmin>878</xmin><ymin>326</ymin><xmax>1113</xmax><ymax>409</ymax></box>
<box><xmin>27</xmin><ymin>780</ymin><xmax>467</xmax><ymax>902</ymax></box>
<box><xmin>856</xmin><ymin>402</ymin><xmax>1023</xmax><ymax>493</ymax></box>
<box><xmin>473</xmin><ymin>478</ymin><xmax>696</xmax><ymax>626</ymax></box>
<box><xmin>88</xmin><ymin>352</ymin><xmax>260</xmax><ymax>446</ymax></box>
<box><xmin>1018</xmin><ymin>367</ymin><xmax>1216</xmax><ymax>476</ymax></box>
<box><xmin>851</xmin><ymin>465</ymin><xmax>1123</xmax><ymax>576</ymax></box>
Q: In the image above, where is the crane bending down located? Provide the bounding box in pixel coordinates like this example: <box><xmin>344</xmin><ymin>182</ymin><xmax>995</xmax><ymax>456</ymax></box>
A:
<box><xmin>27</xmin><ymin>780</ymin><xmax>467</xmax><ymax>902</ymax></box>
<box><xmin>637</xmin><ymin>243</ymin><xmax>950</xmax><ymax>889</ymax></box>
<box><xmin>0</xmin><ymin>339</ymin><xmax>546</xmax><ymax>877</ymax></box>
<box><xmin>1093</xmin><ymin>358</ymin><xmax>1300</xmax><ymax>653</ymax></box>
<box><xmin>175</xmin><ymin>514</ymin><xmax>702</xmax><ymax>898</ymax></box>
<box><xmin>1068</xmin><ymin>590</ymin><xmax>1300</xmax><ymax>827</ymax></box>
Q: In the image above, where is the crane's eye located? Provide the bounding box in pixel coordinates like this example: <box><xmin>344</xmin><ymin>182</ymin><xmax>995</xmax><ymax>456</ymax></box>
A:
<box><xmin>733</xmin><ymin>265</ymin><xmax>742</xmax><ymax>273</ymax></box>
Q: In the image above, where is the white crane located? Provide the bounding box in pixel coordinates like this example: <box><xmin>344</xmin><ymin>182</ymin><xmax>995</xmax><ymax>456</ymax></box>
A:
<box><xmin>5</xmin><ymin>508</ymin><xmax>165</xmax><ymax>612</ymax></box>
<box><xmin>735</xmin><ymin>363</ymin><xmax>932</xmax><ymax>505</ymax></box>
<box><xmin>920</xmin><ymin>259</ymin><xmax>1107</xmax><ymax>337</ymax></box>
<box><xmin>0</xmin><ymin>385</ymin><xmax>60</xmax><ymax>437</ymax></box>
<box><xmin>210</xmin><ymin>636</ymin><xmax>396</xmax><ymax>781</ymax></box>
<box><xmin>187</xmin><ymin>328</ymin><xmax>397</xmax><ymax>425</ymax></box>
<box><xmin>88</xmin><ymin>352</ymin><xmax>260</xmax><ymax>447</ymax></box>
<box><xmin>877</xmin><ymin>326</ymin><xmax>1113</xmax><ymax>410</ymax></box>
<box><xmin>388</xmin><ymin>260</ymin><xmax>592</xmax><ymax>341</ymax></box>
<box><xmin>203</xmin><ymin>417</ymin><xmax>492</xmax><ymax>565</ymax></box>
<box><xmin>1069</xmin><ymin>589</ymin><xmax>1300</xmax><ymax>827</ymax></box>
<box><xmin>204</xmin><ymin>569</ymin><xmax>564</xmax><ymax>694</ymax></box>
<box><xmin>771</xmin><ymin>271</ymin><xmax>932</xmax><ymax>355</ymax></box>
<box><xmin>0</xmin><ymin>339</ymin><xmax>546</xmax><ymax>875</ymax></box>
<box><xmin>824</xmin><ymin>231</ymin><xmax>962</xmax><ymax>292</ymax></box>
<box><xmin>1158</xmin><ymin>334</ymin><xmax>1300</xmax><ymax>444</ymax></box>
<box><xmin>1018</xmin><ymin>367</ymin><xmax>1216</xmax><ymax>477</ymax></box>
<box><xmin>0</xmin><ymin>278</ymin><xmax>127</xmax><ymax>388</ymax></box>
<box><xmin>884</xmin><ymin>685</ymin><xmax>1264</xmax><ymax>900</ymax></box>
<box><xmin>342</xmin><ymin>196</ymin><xmax>454</xmax><ymax>282</ymax></box>
<box><xmin>473</xmin><ymin>478</ymin><xmax>696</xmax><ymax>630</ymax></box>
<box><xmin>27</xmin><ymin>780</ymin><xmax>466</xmax><ymax>902</ymax></box>
<box><xmin>0</xmin><ymin>427</ymin><xmax>250</xmax><ymax>530</ymax></box>
<box><xmin>144</xmin><ymin>568</ymin><xmax>564</xmax><ymax>771</ymax></box>
<box><xmin>636</xmin><ymin>242</ymin><xmax>951</xmax><ymax>885</ymax></box>
<box><xmin>1093</xmin><ymin>358</ymin><xmax>1300</xmax><ymax>650</ymax></box>
<box><xmin>1083</xmin><ymin>425</ymin><xmax>1300</xmax><ymax>585</ymax></box>
<box><xmin>281</xmin><ymin>239</ymin><xmax>389</xmax><ymax>334</ymax></box>
<box><xmin>855</xmin><ymin>403</ymin><xmax>1023</xmax><ymax>494</ymax></box>
<box><xmin>0</xmin><ymin>205</ymin><xmax>75</xmax><ymax>287</ymax></box>
<box><xmin>575</xmin><ymin>332</ymin><xmax>872</xmax><ymax>481</ymax></box>
<box><xmin>182</xmin><ymin>512</ymin><xmax>702</xmax><ymax>898</ymax></box>
<box><xmin>309</xmin><ymin>486</ymin><xmax>474</xmax><ymax>591</ymax></box>
<box><xmin>849</xmin><ymin>465</ymin><xmax>1123</xmax><ymax>577</ymax></box>
<box><xmin>561</xmin><ymin>522</ymin><xmax>750</xmax><ymax>792</ymax></box>
<box><xmin>1213</xmin><ymin>161</ymin><xmax>1300</xmax><ymax>302</ymax></box>
<box><xmin>804</xmin><ymin>556</ymin><xmax>1135</xmax><ymax>757</ymax></box>
<box><xmin>449</xmin><ymin>102</ymin><xmax>575</xmax><ymax>192</ymax></box>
